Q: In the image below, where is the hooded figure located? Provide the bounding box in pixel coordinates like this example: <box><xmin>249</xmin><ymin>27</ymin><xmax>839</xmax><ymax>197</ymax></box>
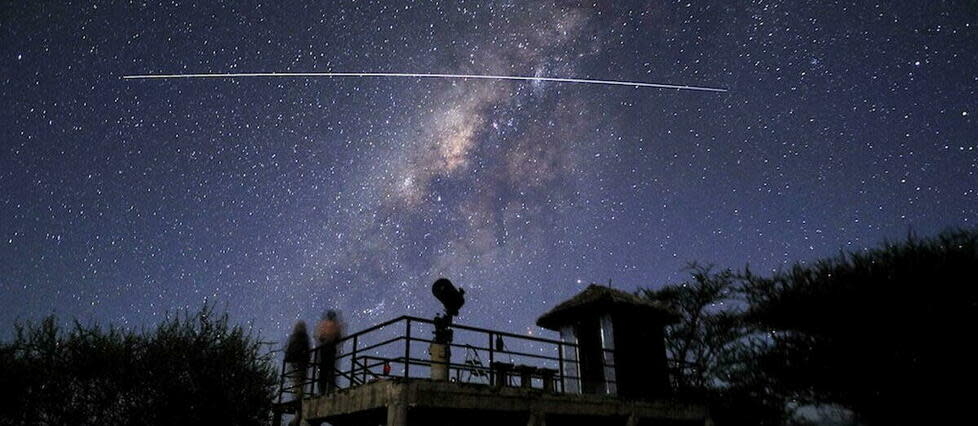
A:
<box><xmin>284</xmin><ymin>321</ymin><xmax>311</xmax><ymax>401</ymax></box>
<box><xmin>314</xmin><ymin>310</ymin><xmax>343</xmax><ymax>394</ymax></box>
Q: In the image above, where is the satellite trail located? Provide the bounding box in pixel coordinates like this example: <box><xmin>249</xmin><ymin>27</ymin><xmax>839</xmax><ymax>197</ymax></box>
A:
<box><xmin>121</xmin><ymin>72</ymin><xmax>728</xmax><ymax>93</ymax></box>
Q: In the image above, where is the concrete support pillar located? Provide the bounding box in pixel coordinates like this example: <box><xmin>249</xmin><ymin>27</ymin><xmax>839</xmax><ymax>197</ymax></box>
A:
<box><xmin>625</xmin><ymin>413</ymin><xmax>639</xmax><ymax>426</ymax></box>
<box><xmin>386</xmin><ymin>402</ymin><xmax>407</xmax><ymax>426</ymax></box>
<box><xmin>292</xmin><ymin>400</ymin><xmax>304</xmax><ymax>426</ymax></box>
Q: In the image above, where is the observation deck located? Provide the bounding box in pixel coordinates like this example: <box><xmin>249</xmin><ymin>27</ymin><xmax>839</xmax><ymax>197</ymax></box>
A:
<box><xmin>272</xmin><ymin>312</ymin><xmax>708</xmax><ymax>426</ymax></box>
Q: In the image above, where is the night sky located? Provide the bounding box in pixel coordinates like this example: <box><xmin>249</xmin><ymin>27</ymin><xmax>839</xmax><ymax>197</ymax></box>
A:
<box><xmin>1</xmin><ymin>1</ymin><xmax>975</xmax><ymax>344</ymax></box>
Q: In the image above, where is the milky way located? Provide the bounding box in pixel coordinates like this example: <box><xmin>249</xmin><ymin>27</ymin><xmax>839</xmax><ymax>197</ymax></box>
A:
<box><xmin>1</xmin><ymin>1</ymin><xmax>975</xmax><ymax>345</ymax></box>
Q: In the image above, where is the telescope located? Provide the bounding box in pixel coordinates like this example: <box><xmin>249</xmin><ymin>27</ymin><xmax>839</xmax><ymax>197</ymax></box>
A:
<box><xmin>431</xmin><ymin>278</ymin><xmax>464</xmax><ymax>345</ymax></box>
<box><xmin>432</xmin><ymin>278</ymin><xmax>465</xmax><ymax>317</ymax></box>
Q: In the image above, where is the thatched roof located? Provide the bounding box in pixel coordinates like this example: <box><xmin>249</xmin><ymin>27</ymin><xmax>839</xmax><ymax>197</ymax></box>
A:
<box><xmin>536</xmin><ymin>284</ymin><xmax>678</xmax><ymax>330</ymax></box>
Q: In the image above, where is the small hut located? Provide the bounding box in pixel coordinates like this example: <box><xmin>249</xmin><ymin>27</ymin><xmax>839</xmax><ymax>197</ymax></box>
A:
<box><xmin>536</xmin><ymin>284</ymin><xmax>678</xmax><ymax>400</ymax></box>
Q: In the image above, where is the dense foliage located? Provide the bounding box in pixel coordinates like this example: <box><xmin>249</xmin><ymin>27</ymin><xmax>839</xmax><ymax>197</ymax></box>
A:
<box><xmin>742</xmin><ymin>229</ymin><xmax>977</xmax><ymax>425</ymax></box>
<box><xmin>645</xmin><ymin>228</ymin><xmax>978</xmax><ymax>425</ymax></box>
<box><xmin>0</xmin><ymin>306</ymin><xmax>278</xmax><ymax>425</ymax></box>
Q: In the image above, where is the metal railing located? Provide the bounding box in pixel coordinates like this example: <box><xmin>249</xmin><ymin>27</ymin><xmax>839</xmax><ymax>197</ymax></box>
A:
<box><xmin>276</xmin><ymin>315</ymin><xmax>617</xmax><ymax>403</ymax></box>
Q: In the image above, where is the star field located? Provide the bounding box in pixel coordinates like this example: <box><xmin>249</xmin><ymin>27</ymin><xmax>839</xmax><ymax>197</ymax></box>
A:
<box><xmin>1</xmin><ymin>1</ymin><xmax>976</xmax><ymax>343</ymax></box>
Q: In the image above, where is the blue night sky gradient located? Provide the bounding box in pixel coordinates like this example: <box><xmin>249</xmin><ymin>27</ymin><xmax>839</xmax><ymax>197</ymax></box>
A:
<box><xmin>1</xmin><ymin>1</ymin><xmax>976</xmax><ymax>343</ymax></box>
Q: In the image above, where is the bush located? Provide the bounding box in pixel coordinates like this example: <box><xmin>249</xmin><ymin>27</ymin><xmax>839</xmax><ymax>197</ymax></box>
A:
<box><xmin>742</xmin><ymin>228</ymin><xmax>978</xmax><ymax>425</ymax></box>
<box><xmin>0</xmin><ymin>305</ymin><xmax>278</xmax><ymax>425</ymax></box>
<box><xmin>643</xmin><ymin>229</ymin><xmax>978</xmax><ymax>425</ymax></box>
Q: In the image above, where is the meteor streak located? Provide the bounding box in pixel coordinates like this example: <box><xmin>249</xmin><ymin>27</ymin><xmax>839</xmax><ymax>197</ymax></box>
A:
<box><xmin>121</xmin><ymin>72</ymin><xmax>727</xmax><ymax>93</ymax></box>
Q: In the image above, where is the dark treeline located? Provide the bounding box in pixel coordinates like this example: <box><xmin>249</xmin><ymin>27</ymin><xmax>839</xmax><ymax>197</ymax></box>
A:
<box><xmin>2</xmin><ymin>229</ymin><xmax>974</xmax><ymax>425</ymax></box>
<box><xmin>643</xmin><ymin>228</ymin><xmax>978</xmax><ymax>425</ymax></box>
<box><xmin>0</xmin><ymin>305</ymin><xmax>278</xmax><ymax>425</ymax></box>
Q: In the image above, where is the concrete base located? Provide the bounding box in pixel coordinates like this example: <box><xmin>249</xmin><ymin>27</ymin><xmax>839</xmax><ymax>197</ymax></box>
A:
<box><xmin>302</xmin><ymin>378</ymin><xmax>708</xmax><ymax>426</ymax></box>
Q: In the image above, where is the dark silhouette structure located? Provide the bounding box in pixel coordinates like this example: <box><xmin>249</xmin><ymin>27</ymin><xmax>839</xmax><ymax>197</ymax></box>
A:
<box><xmin>537</xmin><ymin>284</ymin><xmax>678</xmax><ymax>400</ymax></box>
<box><xmin>272</xmin><ymin>281</ymin><xmax>706</xmax><ymax>426</ymax></box>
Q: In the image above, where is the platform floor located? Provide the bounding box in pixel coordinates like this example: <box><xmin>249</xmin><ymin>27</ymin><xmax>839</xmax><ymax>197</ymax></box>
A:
<box><xmin>298</xmin><ymin>378</ymin><xmax>708</xmax><ymax>426</ymax></box>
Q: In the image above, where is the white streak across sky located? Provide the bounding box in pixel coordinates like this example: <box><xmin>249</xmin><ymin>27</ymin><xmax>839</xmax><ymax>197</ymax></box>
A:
<box><xmin>121</xmin><ymin>72</ymin><xmax>728</xmax><ymax>93</ymax></box>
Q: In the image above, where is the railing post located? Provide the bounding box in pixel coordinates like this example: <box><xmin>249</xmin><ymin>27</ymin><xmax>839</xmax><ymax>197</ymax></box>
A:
<box><xmin>488</xmin><ymin>332</ymin><xmax>495</xmax><ymax>387</ymax></box>
<box><xmin>277</xmin><ymin>358</ymin><xmax>287</xmax><ymax>404</ymax></box>
<box><xmin>557</xmin><ymin>342</ymin><xmax>564</xmax><ymax>393</ymax></box>
<box><xmin>351</xmin><ymin>335</ymin><xmax>358</xmax><ymax>386</ymax></box>
<box><xmin>310</xmin><ymin>346</ymin><xmax>318</xmax><ymax>395</ymax></box>
<box><xmin>404</xmin><ymin>318</ymin><xmax>411</xmax><ymax>379</ymax></box>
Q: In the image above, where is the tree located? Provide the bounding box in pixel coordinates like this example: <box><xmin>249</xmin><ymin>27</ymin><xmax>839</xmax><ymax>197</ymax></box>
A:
<box><xmin>742</xmin><ymin>229</ymin><xmax>978</xmax><ymax>425</ymax></box>
<box><xmin>0</xmin><ymin>305</ymin><xmax>278</xmax><ymax>425</ymax></box>
<box><xmin>642</xmin><ymin>264</ymin><xmax>792</xmax><ymax>426</ymax></box>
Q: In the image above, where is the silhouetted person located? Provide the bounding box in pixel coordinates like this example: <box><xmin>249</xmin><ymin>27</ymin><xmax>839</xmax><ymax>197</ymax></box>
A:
<box><xmin>283</xmin><ymin>321</ymin><xmax>311</xmax><ymax>402</ymax></box>
<box><xmin>314</xmin><ymin>310</ymin><xmax>343</xmax><ymax>394</ymax></box>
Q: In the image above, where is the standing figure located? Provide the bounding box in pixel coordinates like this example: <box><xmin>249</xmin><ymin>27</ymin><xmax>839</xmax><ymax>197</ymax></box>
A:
<box><xmin>284</xmin><ymin>321</ymin><xmax>311</xmax><ymax>402</ymax></box>
<box><xmin>314</xmin><ymin>310</ymin><xmax>343</xmax><ymax>394</ymax></box>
